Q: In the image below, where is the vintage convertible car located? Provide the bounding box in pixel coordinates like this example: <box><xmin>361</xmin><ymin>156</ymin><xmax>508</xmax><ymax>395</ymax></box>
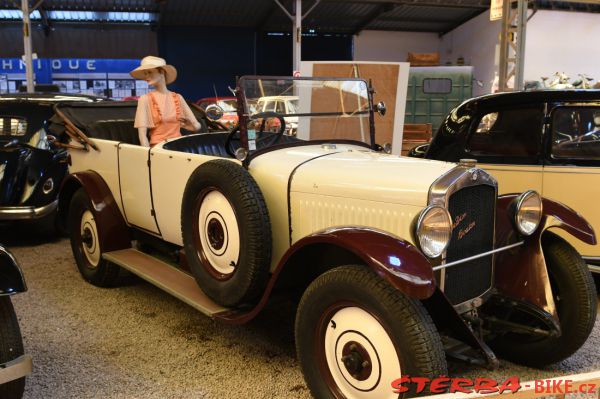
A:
<box><xmin>55</xmin><ymin>77</ymin><xmax>596</xmax><ymax>399</ymax></box>
<box><xmin>0</xmin><ymin>245</ymin><xmax>32</xmax><ymax>399</ymax></box>
<box><xmin>0</xmin><ymin>93</ymin><xmax>103</xmax><ymax>232</ymax></box>
<box><xmin>409</xmin><ymin>90</ymin><xmax>600</xmax><ymax>275</ymax></box>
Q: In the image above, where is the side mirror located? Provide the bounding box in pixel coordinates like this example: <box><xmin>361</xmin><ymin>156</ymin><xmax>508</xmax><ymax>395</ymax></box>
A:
<box><xmin>376</xmin><ymin>101</ymin><xmax>387</xmax><ymax>116</ymax></box>
<box><xmin>205</xmin><ymin>104</ymin><xmax>224</xmax><ymax>121</ymax></box>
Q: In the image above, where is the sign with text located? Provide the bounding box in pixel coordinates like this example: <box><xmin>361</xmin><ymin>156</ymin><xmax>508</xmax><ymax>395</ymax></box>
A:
<box><xmin>490</xmin><ymin>0</ymin><xmax>503</xmax><ymax>21</ymax></box>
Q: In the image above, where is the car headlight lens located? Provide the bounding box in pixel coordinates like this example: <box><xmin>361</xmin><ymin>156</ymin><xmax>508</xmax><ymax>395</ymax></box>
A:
<box><xmin>515</xmin><ymin>190</ymin><xmax>542</xmax><ymax>236</ymax></box>
<box><xmin>416</xmin><ymin>206</ymin><xmax>452</xmax><ymax>258</ymax></box>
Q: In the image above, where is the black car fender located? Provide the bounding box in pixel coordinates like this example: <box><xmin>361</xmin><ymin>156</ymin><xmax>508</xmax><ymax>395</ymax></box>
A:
<box><xmin>0</xmin><ymin>245</ymin><xmax>26</xmax><ymax>295</ymax></box>
<box><xmin>58</xmin><ymin>171</ymin><xmax>130</xmax><ymax>252</ymax></box>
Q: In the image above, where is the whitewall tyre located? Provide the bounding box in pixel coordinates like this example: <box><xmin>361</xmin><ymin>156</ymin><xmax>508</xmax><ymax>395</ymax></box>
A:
<box><xmin>296</xmin><ymin>265</ymin><xmax>447</xmax><ymax>399</ymax></box>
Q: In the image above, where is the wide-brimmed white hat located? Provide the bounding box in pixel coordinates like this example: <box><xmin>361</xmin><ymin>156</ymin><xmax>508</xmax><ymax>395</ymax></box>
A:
<box><xmin>130</xmin><ymin>56</ymin><xmax>177</xmax><ymax>84</ymax></box>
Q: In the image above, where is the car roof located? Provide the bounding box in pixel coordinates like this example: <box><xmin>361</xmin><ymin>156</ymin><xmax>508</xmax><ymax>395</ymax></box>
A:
<box><xmin>461</xmin><ymin>90</ymin><xmax>600</xmax><ymax>109</ymax></box>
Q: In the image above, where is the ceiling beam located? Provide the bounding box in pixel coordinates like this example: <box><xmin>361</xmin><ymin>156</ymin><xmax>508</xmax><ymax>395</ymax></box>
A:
<box><xmin>353</xmin><ymin>3</ymin><xmax>396</xmax><ymax>34</ymax></box>
<box><xmin>323</xmin><ymin>0</ymin><xmax>490</xmax><ymax>10</ymax></box>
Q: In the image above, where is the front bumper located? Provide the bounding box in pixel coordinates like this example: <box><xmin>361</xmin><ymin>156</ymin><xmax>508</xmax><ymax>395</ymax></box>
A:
<box><xmin>0</xmin><ymin>355</ymin><xmax>32</xmax><ymax>384</ymax></box>
<box><xmin>0</xmin><ymin>200</ymin><xmax>58</xmax><ymax>220</ymax></box>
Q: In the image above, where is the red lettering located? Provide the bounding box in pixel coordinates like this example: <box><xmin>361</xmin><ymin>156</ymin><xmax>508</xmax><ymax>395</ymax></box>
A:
<box><xmin>449</xmin><ymin>378</ymin><xmax>474</xmax><ymax>394</ymax></box>
<box><xmin>391</xmin><ymin>376</ymin><xmax>411</xmax><ymax>394</ymax></box>
<box><xmin>587</xmin><ymin>383</ymin><xmax>597</xmax><ymax>394</ymax></box>
<box><xmin>534</xmin><ymin>380</ymin><xmax>547</xmax><ymax>393</ymax></box>
<box><xmin>564</xmin><ymin>380</ymin><xmax>573</xmax><ymax>393</ymax></box>
<box><xmin>552</xmin><ymin>380</ymin><xmax>564</xmax><ymax>394</ymax></box>
<box><xmin>474</xmin><ymin>378</ymin><xmax>499</xmax><ymax>394</ymax></box>
<box><xmin>412</xmin><ymin>377</ymin><xmax>430</xmax><ymax>394</ymax></box>
<box><xmin>498</xmin><ymin>376</ymin><xmax>521</xmax><ymax>394</ymax></box>
<box><xmin>430</xmin><ymin>377</ymin><xmax>450</xmax><ymax>394</ymax></box>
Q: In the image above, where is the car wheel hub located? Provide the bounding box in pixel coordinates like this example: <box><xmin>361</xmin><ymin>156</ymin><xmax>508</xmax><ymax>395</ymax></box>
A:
<box><xmin>80</xmin><ymin>210</ymin><xmax>100</xmax><ymax>267</ymax></box>
<box><xmin>324</xmin><ymin>306</ymin><xmax>401</xmax><ymax>399</ymax></box>
<box><xmin>198</xmin><ymin>190</ymin><xmax>240</xmax><ymax>276</ymax></box>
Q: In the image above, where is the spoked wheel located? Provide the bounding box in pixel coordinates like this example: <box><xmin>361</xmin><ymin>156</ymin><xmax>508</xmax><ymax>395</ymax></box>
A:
<box><xmin>69</xmin><ymin>188</ymin><xmax>123</xmax><ymax>287</ymax></box>
<box><xmin>296</xmin><ymin>265</ymin><xmax>447</xmax><ymax>399</ymax></box>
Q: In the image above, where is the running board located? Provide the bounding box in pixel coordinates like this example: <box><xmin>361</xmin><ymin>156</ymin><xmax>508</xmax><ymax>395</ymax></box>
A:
<box><xmin>103</xmin><ymin>248</ymin><xmax>228</xmax><ymax>316</ymax></box>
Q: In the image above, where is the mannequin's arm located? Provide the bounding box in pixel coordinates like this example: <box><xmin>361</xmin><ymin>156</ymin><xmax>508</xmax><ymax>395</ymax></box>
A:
<box><xmin>138</xmin><ymin>127</ymin><xmax>150</xmax><ymax>147</ymax></box>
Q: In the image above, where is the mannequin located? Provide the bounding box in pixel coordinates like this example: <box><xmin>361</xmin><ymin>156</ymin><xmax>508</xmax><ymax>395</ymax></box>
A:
<box><xmin>130</xmin><ymin>56</ymin><xmax>201</xmax><ymax>147</ymax></box>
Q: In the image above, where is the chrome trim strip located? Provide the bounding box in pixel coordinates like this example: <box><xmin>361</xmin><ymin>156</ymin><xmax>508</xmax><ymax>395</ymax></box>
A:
<box><xmin>0</xmin><ymin>200</ymin><xmax>58</xmax><ymax>220</ymax></box>
<box><xmin>432</xmin><ymin>241</ymin><xmax>524</xmax><ymax>271</ymax></box>
<box><xmin>587</xmin><ymin>264</ymin><xmax>600</xmax><ymax>274</ymax></box>
<box><xmin>0</xmin><ymin>355</ymin><xmax>32</xmax><ymax>384</ymax></box>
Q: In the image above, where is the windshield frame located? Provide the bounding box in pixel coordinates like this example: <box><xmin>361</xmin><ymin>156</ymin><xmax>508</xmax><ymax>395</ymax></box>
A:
<box><xmin>235</xmin><ymin>75</ymin><xmax>376</xmax><ymax>155</ymax></box>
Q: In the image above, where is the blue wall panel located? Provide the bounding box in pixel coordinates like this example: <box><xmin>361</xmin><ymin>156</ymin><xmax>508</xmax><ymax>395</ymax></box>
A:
<box><xmin>158</xmin><ymin>27</ymin><xmax>256</xmax><ymax>101</ymax></box>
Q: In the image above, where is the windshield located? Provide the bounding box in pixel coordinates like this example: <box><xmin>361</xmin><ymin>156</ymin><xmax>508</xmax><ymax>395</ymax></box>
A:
<box><xmin>239</xmin><ymin>77</ymin><xmax>373</xmax><ymax>151</ymax></box>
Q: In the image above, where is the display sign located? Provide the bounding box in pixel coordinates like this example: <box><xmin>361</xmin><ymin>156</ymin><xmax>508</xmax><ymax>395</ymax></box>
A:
<box><xmin>490</xmin><ymin>0</ymin><xmax>503</xmax><ymax>21</ymax></box>
<box><xmin>0</xmin><ymin>58</ymin><xmax>144</xmax><ymax>99</ymax></box>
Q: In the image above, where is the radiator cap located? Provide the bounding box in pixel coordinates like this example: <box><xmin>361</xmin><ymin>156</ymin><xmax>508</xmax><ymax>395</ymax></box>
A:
<box><xmin>459</xmin><ymin>159</ymin><xmax>477</xmax><ymax>168</ymax></box>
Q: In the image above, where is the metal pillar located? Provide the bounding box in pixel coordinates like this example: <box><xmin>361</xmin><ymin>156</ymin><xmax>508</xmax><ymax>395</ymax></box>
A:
<box><xmin>22</xmin><ymin>0</ymin><xmax>35</xmax><ymax>93</ymax></box>
<box><xmin>274</xmin><ymin>0</ymin><xmax>320</xmax><ymax>73</ymax></box>
<box><xmin>498</xmin><ymin>0</ymin><xmax>528</xmax><ymax>91</ymax></box>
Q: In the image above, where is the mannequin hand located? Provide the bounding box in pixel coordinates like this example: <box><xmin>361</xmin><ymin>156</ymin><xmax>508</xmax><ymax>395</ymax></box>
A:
<box><xmin>179</xmin><ymin>117</ymin><xmax>200</xmax><ymax>131</ymax></box>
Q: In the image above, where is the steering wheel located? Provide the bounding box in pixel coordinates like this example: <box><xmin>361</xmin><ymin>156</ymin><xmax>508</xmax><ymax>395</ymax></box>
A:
<box><xmin>225</xmin><ymin>112</ymin><xmax>286</xmax><ymax>157</ymax></box>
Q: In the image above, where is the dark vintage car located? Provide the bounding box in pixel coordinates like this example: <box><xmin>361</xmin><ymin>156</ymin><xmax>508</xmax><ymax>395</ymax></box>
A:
<box><xmin>53</xmin><ymin>77</ymin><xmax>597</xmax><ymax>398</ymax></box>
<box><xmin>409</xmin><ymin>90</ymin><xmax>600</xmax><ymax>274</ymax></box>
<box><xmin>0</xmin><ymin>93</ymin><xmax>103</xmax><ymax>232</ymax></box>
<box><xmin>0</xmin><ymin>245</ymin><xmax>32</xmax><ymax>399</ymax></box>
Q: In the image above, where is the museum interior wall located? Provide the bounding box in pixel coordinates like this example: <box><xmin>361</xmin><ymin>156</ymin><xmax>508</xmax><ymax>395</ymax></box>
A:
<box><xmin>353</xmin><ymin>30</ymin><xmax>441</xmax><ymax>63</ymax></box>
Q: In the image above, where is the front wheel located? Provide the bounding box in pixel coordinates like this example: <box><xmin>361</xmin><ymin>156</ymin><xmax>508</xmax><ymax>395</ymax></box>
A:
<box><xmin>296</xmin><ymin>265</ymin><xmax>447</xmax><ymax>399</ymax></box>
<box><xmin>0</xmin><ymin>296</ymin><xmax>25</xmax><ymax>399</ymax></box>
<box><xmin>491</xmin><ymin>233</ymin><xmax>597</xmax><ymax>366</ymax></box>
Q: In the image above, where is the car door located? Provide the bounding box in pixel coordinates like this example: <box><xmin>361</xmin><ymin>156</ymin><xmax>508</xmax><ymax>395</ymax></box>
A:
<box><xmin>464</xmin><ymin>104</ymin><xmax>545</xmax><ymax>194</ymax></box>
<box><xmin>118</xmin><ymin>143</ymin><xmax>160</xmax><ymax>234</ymax></box>
<box><xmin>543</xmin><ymin>104</ymin><xmax>600</xmax><ymax>260</ymax></box>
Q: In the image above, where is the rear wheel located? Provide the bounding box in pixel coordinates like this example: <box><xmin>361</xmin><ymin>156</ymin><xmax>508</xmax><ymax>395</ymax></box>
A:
<box><xmin>296</xmin><ymin>265</ymin><xmax>447</xmax><ymax>398</ymax></box>
<box><xmin>69</xmin><ymin>188</ymin><xmax>123</xmax><ymax>287</ymax></box>
<box><xmin>0</xmin><ymin>296</ymin><xmax>25</xmax><ymax>399</ymax></box>
<box><xmin>491</xmin><ymin>233</ymin><xmax>597</xmax><ymax>366</ymax></box>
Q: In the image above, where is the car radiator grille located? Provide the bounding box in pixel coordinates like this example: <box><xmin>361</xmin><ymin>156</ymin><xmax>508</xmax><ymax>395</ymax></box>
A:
<box><xmin>444</xmin><ymin>185</ymin><xmax>496</xmax><ymax>305</ymax></box>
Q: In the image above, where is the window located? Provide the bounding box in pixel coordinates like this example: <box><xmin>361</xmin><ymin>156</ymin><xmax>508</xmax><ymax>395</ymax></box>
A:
<box><xmin>467</xmin><ymin>106</ymin><xmax>543</xmax><ymax>158</ymax></box>
<box><xmin>276</xmin><ymin>101</ymin><xmax>286</xmax><ymax>114</ymax></box>
<box><xmin>423</xmin><ymin>78</ymin><xmax>452</xmax><ymax>94</ymax></box>
<box><xmin>551</xmin><ymin>107</ymin><xmax>600</xmax><ymax>160</ymax></box>
<box><xmin>0</xmin><ymin>116</ymin><xmax>27</xmax><ymax>136</ymax></box>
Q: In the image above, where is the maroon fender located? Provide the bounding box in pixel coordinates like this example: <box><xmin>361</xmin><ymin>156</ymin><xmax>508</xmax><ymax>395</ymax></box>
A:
<box><xmin>59</xmin><ymin>171</ymin><xmax>130</xmax><ymax>252</ymax></box>
<box><xmin>494</xmin><ymin>194</ymin><xmax>596</xmax><ymax>319</ymax></box>
<box><xmin>215</xmin><ymin>227</ymin><xmax>435</xmax><ymax>325</ymax></box>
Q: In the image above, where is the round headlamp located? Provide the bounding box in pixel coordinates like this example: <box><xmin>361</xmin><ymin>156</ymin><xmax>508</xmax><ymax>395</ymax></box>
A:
<box><xmin>514</xmin><ymin>190</ymin><xmax>542</xmax><ymax>236</ymax></box>
<box><xmin>415</xmin><ymin>206</ymin><xmax>452</xmax><ymax>258</ymax></box>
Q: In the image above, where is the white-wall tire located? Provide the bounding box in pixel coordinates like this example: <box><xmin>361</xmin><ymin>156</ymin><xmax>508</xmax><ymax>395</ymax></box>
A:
<box><xmin>296</xmin><ymin>265</ymin><xmax>447</xmax><ymax>399</ymax></box>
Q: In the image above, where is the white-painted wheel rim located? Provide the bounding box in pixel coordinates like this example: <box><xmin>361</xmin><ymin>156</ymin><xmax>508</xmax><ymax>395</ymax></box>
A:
<box><xmin>324</xmin><ymin>306</ymin><xmax>401</xmax><ymax>399</ymax></box>
<box><xmin>80</xmin><ymin>210</ymin><xmax>100</xmax><ymax>267</ymax></box>
<box><xmin>198</xmin><ymin>190</ymin><xmax>240</xmax><ymax>275</ymax></box>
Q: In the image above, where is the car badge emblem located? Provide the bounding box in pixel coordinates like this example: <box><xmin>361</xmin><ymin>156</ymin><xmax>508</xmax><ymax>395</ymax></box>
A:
<box><xmin>472</xmin><ymin>171</ymin><xmax>478</xmax><ymax>181</ymax></box>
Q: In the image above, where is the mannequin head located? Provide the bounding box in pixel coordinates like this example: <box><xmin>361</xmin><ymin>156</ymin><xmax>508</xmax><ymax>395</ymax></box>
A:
<box><xmin>143</xmin><ymin>68</ymin><xmax>167</xmax><ymax>89</ymax></box>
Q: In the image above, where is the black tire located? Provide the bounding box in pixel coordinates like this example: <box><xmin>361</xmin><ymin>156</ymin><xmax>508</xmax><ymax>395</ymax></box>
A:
<box><xmin>181</xmin><ymin>160</ymin><xmax>271</xmax><ymax>307</ymax></box>
<box><xmin>296</xmin><ymin>265</ymin><xmax>447</xmax><ymax>399</ymax></box>
<box><xmin>0</xmin><ymin>296</ymin><xmax>25</xmax><ymax>399</ymax></box>
<box><xmin>68</xmin><ymin>188</ymin><xmax>124</xmax><ymax>287</ymax></box>
<box><xmin>491</xmin><ymin>233</ymin><xmax>597</xmax><ymax>366</ymax></box>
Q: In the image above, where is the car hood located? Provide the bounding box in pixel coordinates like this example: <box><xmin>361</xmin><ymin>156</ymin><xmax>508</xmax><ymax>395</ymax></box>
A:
<box><xmin>289</xmin><ymin>146</ymin><xmax>456</xmax><ymax>207</ymax></box>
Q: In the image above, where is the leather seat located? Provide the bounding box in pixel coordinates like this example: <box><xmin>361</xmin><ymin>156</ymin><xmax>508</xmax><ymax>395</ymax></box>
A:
<box><xmin>89</xmin><ymin>120</ymin><xmax>140</xmax><ymax>145</ymax></box>
<box><xmin>163</xmin><ymin>132</ymin><xmax>301</xmax><ymax>157</ymax></box>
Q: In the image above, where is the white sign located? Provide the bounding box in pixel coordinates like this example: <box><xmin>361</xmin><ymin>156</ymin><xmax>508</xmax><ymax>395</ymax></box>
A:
<box><xmin>490</xmin><ymin>0</ymin><xmax>503</xmax><ymax>21</ymax></box>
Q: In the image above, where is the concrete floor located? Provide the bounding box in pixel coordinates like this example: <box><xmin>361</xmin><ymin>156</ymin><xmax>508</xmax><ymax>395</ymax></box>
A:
<box><xmin>4</xmin><ymin>232</ymin><xmax>600</xmax><ymax>399</ymax></box>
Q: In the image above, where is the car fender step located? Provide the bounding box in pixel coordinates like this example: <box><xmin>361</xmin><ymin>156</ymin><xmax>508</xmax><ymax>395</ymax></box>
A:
<box><xmin>103</xmin><ymin>249</ymin><xmax>229</xmax><ymax>316</ymax></box>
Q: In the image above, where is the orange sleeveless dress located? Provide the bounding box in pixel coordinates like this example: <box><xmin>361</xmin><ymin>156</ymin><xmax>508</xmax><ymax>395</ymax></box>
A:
<box><xmin>148</xmin><ymin>91</ymin><xmax>182</xmax><ymax>147</ymax></box>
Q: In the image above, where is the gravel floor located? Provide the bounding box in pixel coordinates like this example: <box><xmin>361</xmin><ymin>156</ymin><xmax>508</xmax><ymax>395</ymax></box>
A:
<box><xmin>3</xmin><ymin>229</ymin><xmax>599</xmax><ymax>399</ymax></box>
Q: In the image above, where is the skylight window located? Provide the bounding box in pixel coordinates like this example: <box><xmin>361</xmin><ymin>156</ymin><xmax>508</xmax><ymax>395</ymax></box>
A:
<box><xmin>0</xmin><ymin>9</ymin><xmax>156</xmax><ymax>22</ymax></box>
